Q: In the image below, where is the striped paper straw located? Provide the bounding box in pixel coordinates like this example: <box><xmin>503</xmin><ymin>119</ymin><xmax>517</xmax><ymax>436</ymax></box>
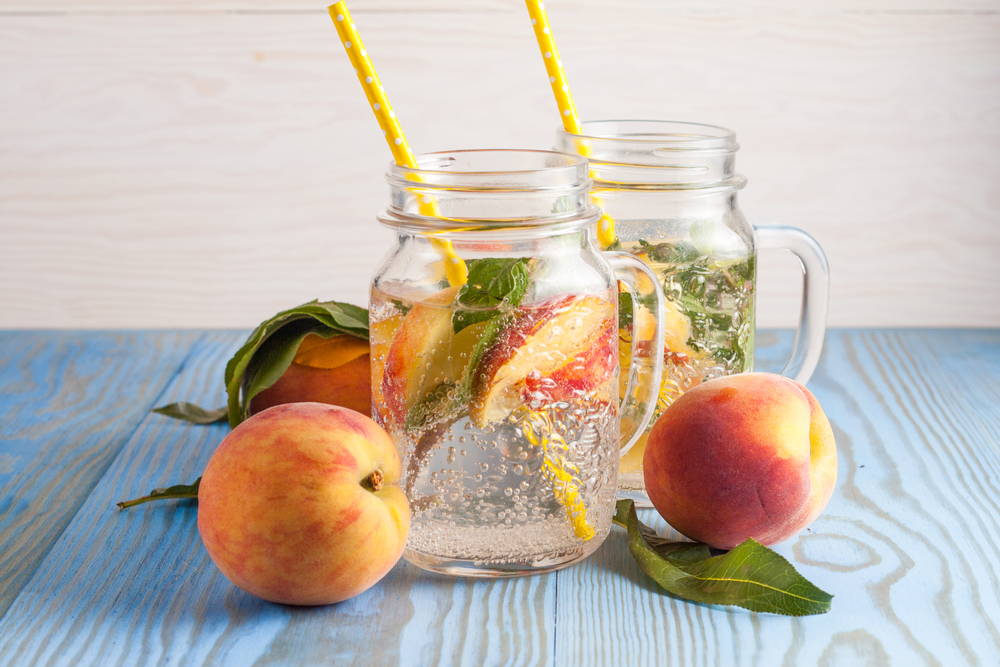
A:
<box><xmin>524</xmin><ymin>0</ymin><xmax>617</xmax><ymax>248</ymax></box>
<box><xmin>328</xmin><ymin>2</ymin><xmax>468</xmax><ymax>286</ymax></box>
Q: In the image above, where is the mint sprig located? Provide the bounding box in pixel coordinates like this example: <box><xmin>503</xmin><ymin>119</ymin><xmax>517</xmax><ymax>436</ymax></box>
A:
<box><xmin>452</xmin><ymin>258</ymin><xmax>529</xmax><ymax>333</ymax></box>
<box><xmin>614</xmin><ymin>500</ymin><xmax>833</xmax><ymax>616</ymax></box>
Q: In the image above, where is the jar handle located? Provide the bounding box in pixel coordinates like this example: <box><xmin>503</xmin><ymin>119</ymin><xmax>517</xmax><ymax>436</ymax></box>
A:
<box><xmin>605</xmin><ymin>252</ymin><xmax>666</xmax><ymax>454</ymax></box>
<box><xmin>754</xmin><ymin>225</ymin><xmax>830</xmax><ymax>384</ymax></box>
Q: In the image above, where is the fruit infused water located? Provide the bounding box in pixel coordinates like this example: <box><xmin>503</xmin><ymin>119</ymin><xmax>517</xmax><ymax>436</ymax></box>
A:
<box><xmin>370</xmin><ymin>275</ymin><xmax>621</xmax><ymax>576</ymax></box>
<box><xmin>617</xmin><ymin>236</ymin><xmax>755</xmax><ymax>487</ymax></box>
<box><xmin>370</xmin><ymin>148</ymin><xmax>665</xmax><ymax>575</ymax></box>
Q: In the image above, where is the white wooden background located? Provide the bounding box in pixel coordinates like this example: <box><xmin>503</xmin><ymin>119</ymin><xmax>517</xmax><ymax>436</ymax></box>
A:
<box><xmin>1</xmin><ymin>0</ymin><xmax>998</xmax><ymax>329</ymax></box>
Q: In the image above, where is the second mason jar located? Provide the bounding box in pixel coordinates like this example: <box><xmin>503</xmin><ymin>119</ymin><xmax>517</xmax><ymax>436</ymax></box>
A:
<box><xmin>370</xmin><ymin>149</ymin><xmax>664</xmax><ymax>577</ymax></box>
<box><xmin>557</xmin><ymin>120</ymin><xmax>830</xmax><ymax>503</ymax></box>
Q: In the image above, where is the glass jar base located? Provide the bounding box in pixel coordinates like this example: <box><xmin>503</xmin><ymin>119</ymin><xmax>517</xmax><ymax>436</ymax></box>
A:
<box><xmin>403</xmin><ymin>540</ymin><xmax>602</xmax><ymax>578</ymax></box>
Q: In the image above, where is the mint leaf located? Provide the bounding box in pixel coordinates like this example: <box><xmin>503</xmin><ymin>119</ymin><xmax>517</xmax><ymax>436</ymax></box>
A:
<box><xmin>453</xmin><ymin>258</ymin><xmax>529</xmax><ymax>333</ymax></box>
<box><xmin>618</xmin><ymin>290</ymin><xmax>633</xmax><ymax>330</ymax></box>
<box><xmin>440</xmin><ymin>257</ymin><xmax>533</xmax><ymax>402</ymax></box>
<box><xmin>462</xmin><ymin>308</ymin><xmax>512</xmax><ymax>399</ymax></box>
<box><xmin>117</xmin><ymin>478</ymin><xmax>200</xmax><ymax>510</ymax></box>
<box><xmin>637</xmin><ymin>238</ymin><xmax>699</xmax><ymax>264</ymax></box>
<box><xmin>152</xmin><ymin>402</ymin><xmax>227</xmax><ymax>424</ymax></box>
<box><xmin>614</xmin><ymin>500</ymin><xmax>832</xmax><ymax>616</ymax></box>
<box><xmin>405</xmin><ymin>381</ymin><xmax>463</xmax><ymax>430</ymax></box>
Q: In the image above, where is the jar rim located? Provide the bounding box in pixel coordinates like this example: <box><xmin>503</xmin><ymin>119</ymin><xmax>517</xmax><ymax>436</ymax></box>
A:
<box><xmin>388</xmin><ymin>148</ymin><xmax>589</xmax><ymax>189</ymax></box>
<box><xmin>382</xmin><ymin>148</ymin><xmax>597</xmax><ymax>233</ymax></box>
<box><xmin>560</xmin><ymin>119</ymin><xmax>738</xmax><ymax>153</ymax></box>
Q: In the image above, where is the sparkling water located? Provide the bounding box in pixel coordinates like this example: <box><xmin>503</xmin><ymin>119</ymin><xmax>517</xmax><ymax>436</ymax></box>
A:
<box><xmin>370</xmin><ymin>284</ymin><xmax>620</xmax><ymax>576</ymax></box>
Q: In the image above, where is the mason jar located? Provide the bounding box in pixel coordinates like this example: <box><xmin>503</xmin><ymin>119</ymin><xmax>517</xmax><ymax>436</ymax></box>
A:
<box><xmin>369</xmin><ymin>149</ymin><xmax>664</xmax><ymax>577</ymax></box>
<box><xmin>557</xmin><ymin>120</ymin><xmax>829</xmax><ymax>503</ymax></box>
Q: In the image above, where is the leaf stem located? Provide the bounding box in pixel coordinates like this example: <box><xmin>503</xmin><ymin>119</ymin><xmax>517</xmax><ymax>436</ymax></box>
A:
<box><xmin>116</xmin><ymin>479</ymin><xmax>201</xmax><ymax>510</ymax></box>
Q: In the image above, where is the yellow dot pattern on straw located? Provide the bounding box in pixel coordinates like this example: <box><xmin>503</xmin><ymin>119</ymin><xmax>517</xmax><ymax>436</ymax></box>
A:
<box><xmin>514</xmin><ymin>405</ymin><xmax>595</xmax><ymax>541</ymax></box>
<box><xmin>328</xmin><ymin>2</ymin><xmax>467</xmax><ymax>286</ymax></box>
<box><xmin>524</xmin><ymin>0</ymin><xmax>617</xmax><ymax>249</ymax></box>
<box><xmin>330</xmin><ymin>2</ymin><xmax>592</xmax><ymax>540</ymax></box>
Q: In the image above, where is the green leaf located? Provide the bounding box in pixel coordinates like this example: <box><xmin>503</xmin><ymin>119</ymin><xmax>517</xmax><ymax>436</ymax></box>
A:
<box><xmin>117</xmin><ymin>478</ymin><xmax>200</xmax><ymax>510</ymax></box>
<box><xmin>461</xmin><ymin>305</ymin><xmax>516</xmax><ymax>401</ymax></box>
<box><xmin>425</xmin><ymin>257</ymin><xmax>533</xmax><ymax>409</ymax></box>
<box><xmin>639</xmin><ymin>235</ymin><xmax>755</xmax><ymax>371</ymax></box>
<box><xmin>223</xmin><ymin>300</ymin><xmax>369</xmax><ymax>427</ymax></box>
<box><xmin>614</xmin><ymin>500</ymin><xmax>833</xmax><ymax>616</ymax></box>
<box><xmin>638</xmin><ymin>239</ymin><xmax>700</xmax><ymax>265</ymax></box>
<box><xmin>618</xmin><ymin>290</ymin><xmax>634</xmax><ymax>330</ymax></box>
<box><xmin>152</xmin><ymin>402</ymin><xmax>227</xmax><ymax>424</ymax></box>
<box><xmin>452</xmin><ymin>258</ymin><xmax>529</xmax><ymax>333</ymax></box>
<box><xmin>405</xmin><ymin>381</ymin><xmax>463</xmax><ymax>430</ymax></box>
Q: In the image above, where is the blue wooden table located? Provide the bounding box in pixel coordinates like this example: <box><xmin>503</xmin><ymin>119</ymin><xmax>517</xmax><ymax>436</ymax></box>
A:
<box><xmin>0</xmin><ymin>329</ymin><xmax>997</xmax><ymax>666</ymax></box>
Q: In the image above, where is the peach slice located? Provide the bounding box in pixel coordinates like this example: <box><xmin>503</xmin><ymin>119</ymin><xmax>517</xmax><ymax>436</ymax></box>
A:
<box><xmin>370</xmin><ymin>315</ymin><xmax>404</xmax><ymax>413</ymax></box>
<box><xmin>380</xmin><ymin>287</ymin><xmax>459</xmax><ymax>425</ymax></box>
<box><xmin>378</xmin><ymin>288</ymin><xmax>487</xmax><ymax>429</ymax></box>
<box><xmin>627</xmin><ymin>298</ymin><xmax>704</xmax><ymax>362</ymax></box>
<box><xmin>470</xmin><ymin>295</ymin><xmax>616</xmax><ymax>427</ymax></box>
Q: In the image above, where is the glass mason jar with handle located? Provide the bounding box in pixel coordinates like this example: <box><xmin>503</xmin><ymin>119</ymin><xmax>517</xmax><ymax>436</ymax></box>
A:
<box><xmin>557</xmin><ymin>120</ymin><xmax>830</xmax><ymax>504</ymax></box>
<box><xmin>370</xmin><ymin>149</ymin><xmax>664</xmax><ymax>577</ymax></box>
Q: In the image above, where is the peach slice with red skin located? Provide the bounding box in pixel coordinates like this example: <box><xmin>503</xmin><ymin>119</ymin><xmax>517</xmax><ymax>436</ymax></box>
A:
<box><xmin>379</xmin><ymin>287</ymin><xmax>459</xmax><ymax>425</ymax></box>
<box><xmin>470</xmin><ymin>294</ymin><xmax>617</xmax><ymax>427</ymax></box>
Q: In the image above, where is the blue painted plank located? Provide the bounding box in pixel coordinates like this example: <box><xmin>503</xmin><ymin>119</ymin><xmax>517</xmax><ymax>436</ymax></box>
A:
<box><xmin>554</xmin><ymin>329</ymin><xmax>1000</xmax><ymax>666</ymax></box>
<box><xmin>1</xmin><ymin>330</ymin><xmax>997</xmax><ymax>666</ymax></box>
<box><xmin>0</xmin><ymin>331</ymin><xmax>202</xmax><ymax>617</ymax></box>
<box><xmin>0</xmin><ymin>331</ymin><xmax>555</xmax><ymax>666</ymax></box>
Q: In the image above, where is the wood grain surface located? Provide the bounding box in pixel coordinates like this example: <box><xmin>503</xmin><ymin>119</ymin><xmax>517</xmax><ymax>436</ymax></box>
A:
<box><xmin>0</xmin><ymin>329</ymin><xmax>997</xmax><ymax>666</ymax></box>
<box><xmin>1</xmin><ymin>1</ymin><xmax>998</xmax><ymax>328</ymax></box>
<box><xmin>0</xmin><ymin>330</ymin><xmax>202</xmax><ymax>616</ymax></box>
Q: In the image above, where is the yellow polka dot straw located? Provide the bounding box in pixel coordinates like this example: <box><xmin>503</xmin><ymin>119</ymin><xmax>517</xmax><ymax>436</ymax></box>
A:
<box><xmin>524</xmin><ymin>0</ymin><xmax>617</xmax><ymax>248</ymax></box>
<box><xmin>327</xmin><ymin>2</ymin><xmax>468</xmax><ymax>286</ymax></box>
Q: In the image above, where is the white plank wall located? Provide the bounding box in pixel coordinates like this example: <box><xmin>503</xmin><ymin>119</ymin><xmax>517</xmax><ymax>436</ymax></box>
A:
<box><xmin>1</xmin><ymin>1</ymin><xmax>998</xmax><ymax>328</ymax></box>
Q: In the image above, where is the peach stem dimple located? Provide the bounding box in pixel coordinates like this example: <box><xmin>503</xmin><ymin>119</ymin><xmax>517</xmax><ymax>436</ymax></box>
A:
<box><xmin>361</xmin><ymin>468</ymin><xmax>384</xmax><ymax>492</ymax></box>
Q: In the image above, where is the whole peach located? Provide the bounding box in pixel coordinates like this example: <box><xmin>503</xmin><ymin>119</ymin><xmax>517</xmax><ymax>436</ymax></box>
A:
<box><xmin>643</xmin><ymin>373</ymin><xmax>836</xmax><ymax>549</ymax></box>
<box><xmin>198</xmin><ymin>402</ymin><xmax>409</xmax><ymax>605</ymax></box>
<box><xmin>249</xmin><ymin>333</ymin><xmax>372</xmax><ymax>417</ymax></box>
